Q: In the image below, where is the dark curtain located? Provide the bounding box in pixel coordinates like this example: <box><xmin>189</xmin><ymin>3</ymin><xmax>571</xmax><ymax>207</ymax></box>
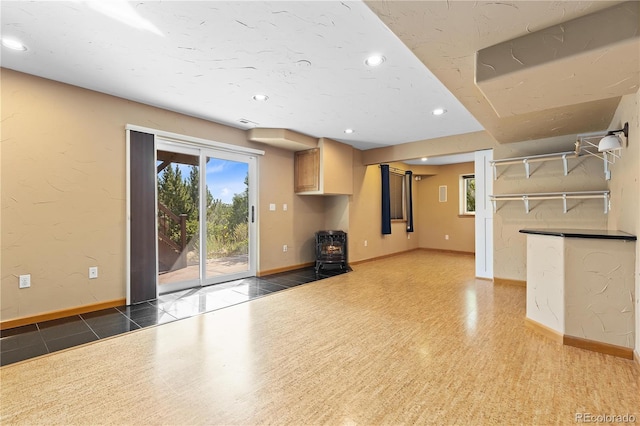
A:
<box><xmin>129</xmin><ymin>130</ymin><xmax>157</xmax><ymax>304</ymax></box>
<box><xmin>381</xmin><ymin>164</ymin><xmax>391</xmax><ymax>234</ymax></box>
<box><xmin>405</xmin><ymin>171</ymin><xmax>414</xmax><ymax>232</ymax></box>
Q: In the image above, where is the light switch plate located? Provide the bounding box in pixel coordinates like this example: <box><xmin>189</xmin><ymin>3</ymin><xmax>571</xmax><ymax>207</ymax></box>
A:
<box><xmin>269</xmin><ymin>203</ymin><xmax>276</xmax><ymax>211</ymax></box>
<box><xmin>19</xmin><ymin>274</ymin><xmax>31</xmax><ymax>289</ymax></box>
<box><xmin>89</xmin><ymin>267</ymin><xmax>98</xmax><ymax>279</ymax></box>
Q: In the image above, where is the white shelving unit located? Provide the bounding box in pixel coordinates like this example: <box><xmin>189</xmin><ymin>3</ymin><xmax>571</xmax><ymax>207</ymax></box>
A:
<box><xmin>490</xmin><ymin>130</ymin><xmax>623</xmax><ymax>182</ymax></box>
<box><xmin>489</xmin><ymin>190</ymin><xmax>610</xmax><ymax>214</ymax></box>
<box><xmin>488</xmin><ymin>131</ymin><xmax>620</xmax><ymax>214</ymax></box>
<box><xmin>489</xmin><ymin>151</ymin><xmax>577</xmax><ymax>180</ymax></box>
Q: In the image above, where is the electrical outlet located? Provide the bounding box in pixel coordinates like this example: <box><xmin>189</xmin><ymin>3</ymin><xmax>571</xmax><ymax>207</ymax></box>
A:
<box><xmin>269</xmin><ymin>203</ymin><xmax>276</xmax><ymax>211</ymax></box>
<box><xmin>445</xmin><ymin>235</ymin><xmax>449</xmax><ymax>240</ymax></box>
<box><xmin>89</xmin><ymin>267</ymin><xmax>98</xmax><ymax>279</ymax></box>
<box><xmin>407</xmin><ymin>234</ymin><xmax>411</xmax><ymax>239</ymax></box>
<box><xmin>283</xmin><ymin>244</ymin><xmax>288</xmax><ymax>252</ymax></box>
<box><xmin>364</xmin><ymin>240</ymin><xmax>368</xmax><ymax>247</ymax></box>
<box><xmin>19</xmin><ymin>274</ymin><xmax>31</xmax><ymax>289</ymax></box>
<box><xmin>282</xmin><ymin>203</ymin><xmax>288</xmax><ymax>211</ymax></box>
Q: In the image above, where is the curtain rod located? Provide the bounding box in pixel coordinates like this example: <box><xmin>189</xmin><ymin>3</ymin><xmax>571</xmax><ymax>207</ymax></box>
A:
<box><xmin>378</xmin><ymin>164</ymin><xmax>409</xmax><ymax>174</ymax></box>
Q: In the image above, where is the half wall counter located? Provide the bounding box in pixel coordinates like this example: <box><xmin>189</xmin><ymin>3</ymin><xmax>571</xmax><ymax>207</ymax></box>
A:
<box><xmin>519</xmin><ymin>228</ymin><xmax>636</xmax><ymax>359</ymax></box>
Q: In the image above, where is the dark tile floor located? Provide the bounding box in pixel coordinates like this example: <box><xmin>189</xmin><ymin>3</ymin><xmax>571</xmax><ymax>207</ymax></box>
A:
<box><xmin>0</xmin><ymin>266</ymin><xmax>349</xmax><ymax>367</ymax></box>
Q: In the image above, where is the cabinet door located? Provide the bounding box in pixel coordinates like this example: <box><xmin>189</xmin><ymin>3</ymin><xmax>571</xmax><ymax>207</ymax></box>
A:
<box><xmin>294</xmin><ymin>148</ymin><xmax>320</xmax><ymax>192</ymax></box>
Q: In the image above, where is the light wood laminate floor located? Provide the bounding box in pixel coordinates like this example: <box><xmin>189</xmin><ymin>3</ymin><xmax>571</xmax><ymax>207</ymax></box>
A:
<box><xmin>1</xmin><ymin>251</ymin><xmax>638</xmax><ymax>425</ymax></box>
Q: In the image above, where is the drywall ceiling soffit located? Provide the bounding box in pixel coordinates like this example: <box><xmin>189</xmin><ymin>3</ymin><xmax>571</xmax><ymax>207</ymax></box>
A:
<box><xmin>365</xmin><ymin>0</ymin><xmax>636</xmax><ymax>144</ymax></box>
<box><xmin>404</xmin><ymin>151</ymin><xmax>476</xmax><ymax>166</ymax></box>
<box><xmin>476</xmin><ymin>1</ymin><xmax>640</xmax><ymax>118</ymax></box>
<box><xmin>361</xmin><ymin>130</ymin><xmax>497</xmax><ymax>166</ymax></box>
<box><xmin>248</xmin><ymin>128</ymin><xmax>318</xmax><ymax>151</ymax></box>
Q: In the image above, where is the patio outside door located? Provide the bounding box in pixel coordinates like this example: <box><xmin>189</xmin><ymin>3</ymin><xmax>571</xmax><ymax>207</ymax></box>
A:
<box><xmin>202</xmin><ymin>153</ymin><xmax>253</xmax><ymax>285</ymax></box>
<box><xmin>156</xmin><ymin>140</ymin><xmax>256</xmax><ymax>294</ymax></box>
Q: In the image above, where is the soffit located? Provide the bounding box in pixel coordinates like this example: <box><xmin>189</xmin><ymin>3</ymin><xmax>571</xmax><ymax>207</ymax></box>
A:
<box><xmin>365</xmin><ymin>0</ymin><xmax>638</xmax><ymax>144</ymax></box>
<box><xmin>247</xmin><ymin>128</ymin><xmax>318</xmax><ymax>151</ymax></box>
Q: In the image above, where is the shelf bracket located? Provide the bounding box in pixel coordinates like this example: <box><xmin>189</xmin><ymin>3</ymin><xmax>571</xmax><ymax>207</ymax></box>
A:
<box><xmin>492</xmin><ymin>199</ymin><xmax>497</xmax><ymax>213</ymax></box>
<box><xmin>492</xmin><ymin>163</ymin><xmax>497</xmax><ymax>181</ymax></box>
<box><xmin>603</xmin><ymin>153</ymin><xmax>611</xmax><ymax>180</ymax></box>
<box><xmin>604</xmin><ymin>194</ymin><xmax>609</xmax><ymax>214</ymax></box>
<box><xmin>562</xmin><ymin>193</ymin><xmax>567</xmax><ymax>214</ymax></box>
<box><xmin>523</xmin><ymin>195</ymin><xmax>530</xmax><ymax>214</ymax></box>
<box><xmin>523</xmin><ymin>159</ymin><xmax>530</xmax><ymax>179</ymax></box>
<box><xmin>562</xmin><ymin>154</ymin><xmax>568</xmax><ymax>176</ymax></box>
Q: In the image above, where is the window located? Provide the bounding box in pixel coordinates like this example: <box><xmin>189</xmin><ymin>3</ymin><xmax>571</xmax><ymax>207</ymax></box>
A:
<box><xmin>389</xmin><ymin>172</ymin><xmax>405</xmax><ymax>220</ymax></box>
<box><xmin>460</xmin><ymin>174</ymin><xmax>475</xmax><ymax>215</ymax></box>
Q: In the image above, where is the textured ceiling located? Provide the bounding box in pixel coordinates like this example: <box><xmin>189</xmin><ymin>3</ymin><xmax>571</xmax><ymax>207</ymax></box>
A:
<box><xmin>365</xmin><ymin>0</ymin><xmax>639</xmax><ymax>144</ymax></box>
<box><xmin>0</xmin><ymin>0</ymin><xmax>483</xmax><ymax>151</ymax></box>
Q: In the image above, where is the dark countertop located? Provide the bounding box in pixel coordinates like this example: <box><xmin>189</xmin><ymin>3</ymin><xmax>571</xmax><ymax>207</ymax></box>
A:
<box><xmin>519</xmin><ymin>228</ymin><xmax>637</xmax><ymax>241</ymax></box>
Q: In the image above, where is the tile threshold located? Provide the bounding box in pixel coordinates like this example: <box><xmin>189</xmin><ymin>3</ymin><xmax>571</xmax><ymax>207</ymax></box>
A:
<box><xmin>0</xmin><ymin>266</ymin><xmax>350</xmax><ymax>367</ymax></box>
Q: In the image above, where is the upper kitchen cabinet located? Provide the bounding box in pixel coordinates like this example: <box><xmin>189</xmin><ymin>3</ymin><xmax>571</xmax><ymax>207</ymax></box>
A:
<box><xmin>295</xmin><ymin>138</ymin><xmax>353</xmax><ymax>195</ymax></box>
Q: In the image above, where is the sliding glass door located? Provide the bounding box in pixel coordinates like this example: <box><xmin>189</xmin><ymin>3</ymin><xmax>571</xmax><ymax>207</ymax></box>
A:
<box><xmin>202</xmin><ymin>153</ymin><xmax>254</xmax><ymax>285</ymax></box>
<box><xmin>156</xmin><ymin>140</ymin><xmax>256</xmax><ymax>294</ymax></box>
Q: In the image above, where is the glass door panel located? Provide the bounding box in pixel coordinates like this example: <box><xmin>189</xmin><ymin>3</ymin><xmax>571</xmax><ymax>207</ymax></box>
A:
<box><xmin>156</xmin><ymin>139</ymin><xmax>256</xmax><ymax>294</ymax></box>
<box><xmin>204</xmin><ymin>156</ymin><xmax>250</xmax><ymax>283</ymax></box>
<box><xmin>156</xmin><ymin>146</ymin><xmax>201</xmax><ymax>292</ymax></box>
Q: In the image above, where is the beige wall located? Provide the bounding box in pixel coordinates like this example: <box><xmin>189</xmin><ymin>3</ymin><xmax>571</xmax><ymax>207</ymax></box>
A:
<box><xmin>259</xmin><ymin>147</ymin><xmax>326</xmax><ymax>272</ymax></box>
<box><xmin>0</xmin><ymin>69</ymin><xmax>320</xmax><ymax>319</ymax></box>
<box><xmin>604</xmin><ymin>89</ymin><xmax>639</xmax><ymax>354</ymax></box>
<box><xmin>348</xmin><ymin>153</ymin><xmax>418</xmax><ymax>262</ymax></box>
<box><xmin>416</xmin><ymin>162</ymin><xmax>475</xmax><ymax>253</ymax></box>
<box><xmin>324</xmin><ymin>195</ymin><xmax>349</xmax><ymax>232</ymax></box>
<box><xmin>319</xmin><ymin>138</ymin><xmax>353</xmax><ymax>195</ymax></box>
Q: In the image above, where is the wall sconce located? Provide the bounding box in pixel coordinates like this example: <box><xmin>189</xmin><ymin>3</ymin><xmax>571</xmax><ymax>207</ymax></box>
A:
<box><xmin>598</xmin><ymin>122</ymin><xmax>628</xmax><ymax>152</ymax></box>
<box><xmin>575</xmin><ymin>122</ymin><xmax>629</xmax><ymax>180</ymax></box>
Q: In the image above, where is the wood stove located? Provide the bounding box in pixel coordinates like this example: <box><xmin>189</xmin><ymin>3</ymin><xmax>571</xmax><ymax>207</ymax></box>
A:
<box><xmin>315</xmin><ymin>230</ymin><xmax>348</xmax><ymax>272</ymax></box>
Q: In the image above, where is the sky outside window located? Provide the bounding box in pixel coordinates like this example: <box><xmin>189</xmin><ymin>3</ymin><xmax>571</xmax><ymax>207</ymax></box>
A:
<box><xmin>159</xmin><ymin>159</ymin><xmax>248</xmax><ymax>204</ymax></box>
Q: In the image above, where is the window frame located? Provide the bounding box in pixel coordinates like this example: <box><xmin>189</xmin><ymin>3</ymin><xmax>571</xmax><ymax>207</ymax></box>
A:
<box><xmin>459</xmin><ymin>174</ymin><xmax>476</xmax><ymax>216</ymax></box>
<box><xmin>389</xmin><ymin>171</ymin><xmax>406</xmax><ymax>221</ymax></box>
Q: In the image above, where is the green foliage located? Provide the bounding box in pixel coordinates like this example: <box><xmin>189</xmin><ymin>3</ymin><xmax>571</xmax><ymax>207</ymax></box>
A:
<box><xmin>158</xmin><ymin>165</ymin><xmax>249</xmax><ymax>259</ymax></box>
<box><xmin>230</xmin><ymin>174</ymin><xmax>249</xmax><ymax>228</ymax></box>
<box><xmin>466</xmin><ymin>178</ymin><xmax>476</xmax><ymax>213</ymax></box>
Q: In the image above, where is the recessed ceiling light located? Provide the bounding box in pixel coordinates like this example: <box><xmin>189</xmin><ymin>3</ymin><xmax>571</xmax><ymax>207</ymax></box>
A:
<box><xmin>1</xmin><ymin>38</ymin><xmax>27</xmax><ymax>51</ymax></box>
<box><xmin>344</xmin><ymin>129</ymin><xmax>354</xmax><ymax>134</ymax></box>
<box><xmin>421</xmin><ymin>157</ymin><xmax>428</xmax><ymax>162</ymax></box>
<box><xmin>364</xmin><ymin>55</ymin><xmax>385</xmax><ymax>67</ymax></box>
<box><xmin>252</xmin><ymin>94</ymin><xmax>269</xmax><ymax>101</ymax></box>
<box><xmin>432</xmin><ymin>108</ymin><xmax>447</xmax><ymax>116</ymax></box>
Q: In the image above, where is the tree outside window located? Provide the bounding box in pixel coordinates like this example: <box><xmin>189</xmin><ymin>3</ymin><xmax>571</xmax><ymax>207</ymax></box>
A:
<box><xmin>460</xmin><ymin>174</ymin><xmax>475</xmax><ymax>215</ymax></box>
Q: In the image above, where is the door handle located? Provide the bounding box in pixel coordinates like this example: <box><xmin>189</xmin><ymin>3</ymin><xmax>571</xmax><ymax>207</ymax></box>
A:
<box><xmin>251</xmin><ymin>205</ymin><xmax>255</xmax><ymax>223</ymax></box>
